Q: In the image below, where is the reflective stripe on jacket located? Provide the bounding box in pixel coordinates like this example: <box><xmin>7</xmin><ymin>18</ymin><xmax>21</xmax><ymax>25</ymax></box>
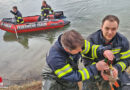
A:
<box><xmin>43</xmin><ymin>35</ymin><xmax>108</xmax><ymax>82</ymax></box>
<box><xmin>10</xmin><ymin>10</ymin><xmax>24</xmax><ymax>24</ymax></box>
<box><xmin>86</xmin><ymin>30</ymin><xmax>130</xmax><ymax>72</ymax></box>
<box><xmin>41</xmin><ymin>4</ymin><xmax>53</xmax><ymax>17</ymax></box>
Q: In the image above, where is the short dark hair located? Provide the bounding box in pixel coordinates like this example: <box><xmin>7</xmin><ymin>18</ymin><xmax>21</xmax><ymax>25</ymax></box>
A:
<box><xmin>102</xmin><ymin>15</ymin><xmax>120</xmax><ymax>25</ymax></box>
<box><xmin>61</xmin><ymin>30</ymin><xmax>84</xmax><ymax>50</ymax></box>
<box><xmin>13</xmin><ymin>6</ymin><xmax>17</xmax><ymax>10</ymax></box>
<box><xmin>43</xmin><ymin>1</ymin><xmax>46</xmax><ymax>4</ymax></box>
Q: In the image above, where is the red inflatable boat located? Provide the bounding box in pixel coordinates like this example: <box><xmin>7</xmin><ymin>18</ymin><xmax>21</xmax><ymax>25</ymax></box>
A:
<box><xmin>0</xmin><ymin>12</ymin><xmax>70</xmax><ymax>33</ymax></box>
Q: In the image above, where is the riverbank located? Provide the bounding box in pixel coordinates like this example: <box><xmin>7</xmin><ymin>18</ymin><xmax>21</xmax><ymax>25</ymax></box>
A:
<box><xmin>1</xmin><ymin>67</ymin><xmax>130</xmax><ymax>90</ymax></box>
<box><xmin>0</xmin><ymin>81</ymin><xmax>42</xmax><ymax>90</ymax></box>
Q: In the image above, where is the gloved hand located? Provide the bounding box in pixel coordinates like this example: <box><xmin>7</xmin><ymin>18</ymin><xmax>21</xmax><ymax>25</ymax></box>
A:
<box><xmin>10</xmin><ymin>10</ymin><xmax>14</xmax><ymax>14</ymax></box>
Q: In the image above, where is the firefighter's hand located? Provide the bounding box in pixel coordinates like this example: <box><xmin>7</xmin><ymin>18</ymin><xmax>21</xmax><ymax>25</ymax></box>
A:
<box><xmin>101</xmin><ymin>67</ymin><xmax>118</xmax><ymax>81</ymax></box>
<box><xmin>103</xmin><ymin>50</ymin><xmax>115</xmax><ymax>61</ymax></box>
<box><xmin>10</xmin><ymin>10</ymin><xmax>12</xmax><ymax>13</ymax></box>
<box><xmin>10</xmin><ymin>10</ymin><xmax>14</xmax><ymax>14</ymax></box>
<box><xmin>78</xmin><ymin>81</ymin><xmax>82</xmax><ymax>90</ymax></box>
<box><xmin>96</xmin><ymin>60</ymin><xmax>109</xmax><ymax>71</ymax></box>
<box><xmin>101</xmin><ymin>70</ymin><xmax>109</xmax><ymax>80</ymax></box>
<box><xmin>112</xmin><ymin>67</ymin><xmax>118</xmax><ymax>79</ymax></box>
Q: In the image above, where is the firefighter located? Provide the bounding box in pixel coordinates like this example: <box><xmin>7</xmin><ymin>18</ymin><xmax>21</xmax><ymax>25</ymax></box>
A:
<box><xmin>38</xmin><ymin>1</ymin><xmax>54</xmax><ymax>21</ymax></box>
<box><xmin>42</xmin><ymin>30</ymin><xmax>115</xmax><ymax>90</ymax></box>
<box><xmin>83</xmin><ymin>15</ymin><xmax>130</xmax><ymax>90</ymax></box>
<box><xmin>10</xmin><ymin>6</ymin><xmax>24</xmax><ymax>24</ymax></box>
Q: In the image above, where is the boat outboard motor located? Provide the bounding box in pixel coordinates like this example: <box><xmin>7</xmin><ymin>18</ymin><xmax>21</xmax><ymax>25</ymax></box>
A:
<box><xmin>54</xmin><ymin>11</ymin><xmax>64</xmax><ymax>19</ymax></box>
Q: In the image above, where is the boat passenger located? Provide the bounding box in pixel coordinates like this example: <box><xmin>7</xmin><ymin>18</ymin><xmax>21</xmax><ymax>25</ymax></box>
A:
<box><xmin>83</xmin><ymin>15</ymin><xmax>130</xmax><ymax>90</ymax></box>
<box><xmin>38</xmin><ymin>1</ymin><xmax>54</xmax><ymax>21</ymax></box>
<box><xmin>10</xmin><ymin>6</ymin><xmax>24</xmax><ymax>24</ymax></box>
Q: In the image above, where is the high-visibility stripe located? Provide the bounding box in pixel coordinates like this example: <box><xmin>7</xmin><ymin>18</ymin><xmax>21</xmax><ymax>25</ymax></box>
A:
<box><xmin>78</xmin><ymin>70</ymin><xmax>85</xmax><ymax>80</ymax></box>
<box><xmin>92</xmin><ymin>62</ymin><xmax>96</xmax><ymax>65</ymax></box>
<box><xmin>120</xmin><ymin>50</ymin><xmax>130</xmax><ymax>59</ymax></box>
<box><xmin>41</xmin><ymin>9</ymin><xmax>44</xmax><ymax>11</ymax></box>
<box><xmin>41</xmin><ymin>13</ymin><xmax>47</xmax><ymax>16</ymax></box>
<box><xmin>112</xmin><ymin>49</ymin><xmax>121</xmax><ymax>54</ymax></box>
<box><xmin>41</xmin><ymin>8</ymin><xmax>51</xmax><ymax>11</ymax></box>
<box><xmin>18</xmin><ymin>17</ymin><xmax>22</xmax><ymax>19</ymax></box>
<box><xmin>17</xmin><ymin>20</ymin><xmax>19</xmax><ymax>22</ymax></box>
<box><xmin>83</xmin><ymin>68</ymin><xmax>90</xmax><ymax>79</ymax></box>
<box><xmin>44</xmin><ymin>13</ymin><xmax>47</xmax><ymax>16</ymax></box>
<box><xmin>41</xmin><ymin>14</ymin><xmax>43</xmax><ymax>16</ymax></box>
<box><xmin>41</xmin><ymin>7</ymin><xmax>52</xmax><ymax>16</ymax></box>
<box><xmin>92</xmin><ymin>45</ymin><xmax>100</xmax><ymax>58</ymax></box>
<box><xmin>55</xmin><ymin>64</ymin><xmax>73</xmax><ymax>78</ymax></box>
<box><xmin>85</xmin><ymin>41</ymin><xmax>90</xmax><ymax>54</ymax></box>
<box><xmin>17</xmin><ymin>20</ymin><xmax>24</xmax><ymax>24</ymax></box>
<box><xmin>82</xmin><ymin>54</ymin><xmax>95</xmax><ymax>60</ymax></box>
<box><xmin>81</xmin><ymin>40</ymin><xmax>90</xmax><ymax>54</ymax></box>
<box><xmin>44</xmin><ymin>8</ymin><xmax>51</xmax><ymax>10</ymax></box>
<box><xmin>20</xmin><ymin>20</ymin><xmax>24</xmax><ymax>24</ymax></box>
<box><xmin>78</xmin><ymin>68</ymin><xmax>90</xmax><ymax>81</ymax></box>
<box><xmin>117</xmin><ymin>62</ymin><xmax>126</xmax><ymax>71</ymax></box>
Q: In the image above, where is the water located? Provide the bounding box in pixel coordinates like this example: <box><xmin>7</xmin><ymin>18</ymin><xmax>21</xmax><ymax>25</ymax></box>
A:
<box><xmin>0</xmin><ymin>0</ymin><xmax>130</xmax><ymax>85</ymax></box>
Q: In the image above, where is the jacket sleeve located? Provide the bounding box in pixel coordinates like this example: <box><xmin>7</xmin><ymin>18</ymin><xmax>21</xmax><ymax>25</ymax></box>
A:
<box><xmin>48</xmin><ymin>55</ymin><xmax>98</xmax><ymax>82</ymax></box>
<box><xmin>81</xmin><ymin>40</ymin><xmax>111</xmax><ymax>60</ymax></box>
<box><xmin>48</xmin><ymin>5</ymin><xmax>53</xmax><ymax>13</ymax></box>
<box><xmin>10</xmin><ymin>10</ymin><xmax>16</xmax><ymax>15</ymax></box>
<box><xmin>113</xmin><ymin>38</ymin><xmax>130</xmax><ymax>72</ymax></box>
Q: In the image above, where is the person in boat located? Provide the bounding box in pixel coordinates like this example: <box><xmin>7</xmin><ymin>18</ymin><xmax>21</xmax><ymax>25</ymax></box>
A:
<box><xmin>10</xmin><ymin>6</ymin><xmax>24</xmax><ymax>24</ymax></box>
<box><xmin>38</xmin><ymin>1</ymin><xmax>54</xmax><ymax>21</ymax></box>
<box><xmin>82</xmin><ymin>15</ymin><xmax>130</xmax><ymax>90</ymax></box>
<box><xmin>42</xmin><ymin>30</ymin><xmax>116</xmax><ymax>90</ymax></box>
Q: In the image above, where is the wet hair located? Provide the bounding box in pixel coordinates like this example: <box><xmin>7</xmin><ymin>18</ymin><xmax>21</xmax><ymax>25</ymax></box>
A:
<box><xmin>61</xmin><ymin>30</ymin><xmax>84</xmax><ymax>50</ymax></box>
<box><xmin>102</xmin><ymin>15</ymin><xmax>120</xmax><ymax>25</ymax></box>
<box><xmin>13</xmin><ymin>6</ymin><xmax>17</xmax><ymax>10</ymax></box>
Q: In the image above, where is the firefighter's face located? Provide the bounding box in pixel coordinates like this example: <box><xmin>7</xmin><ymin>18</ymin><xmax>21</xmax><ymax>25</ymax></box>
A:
<box><xmin>65</xmin><ymin>46</ymin><xmax>82</xmax><ymax>55</ymax></box>
<box><xmin>13</xmin><ymin>8</ymin><xmax>17</xmax><ymax>13</ymax></box>
<box><xmin>101</xmin><ymin>20</ymin><xmax>118</xmax><ymax>42</ymax></box>
<box><xmin>42</xmin><ymin>2</ymin><xmax>46</xmax><ymax>6</ymax></box>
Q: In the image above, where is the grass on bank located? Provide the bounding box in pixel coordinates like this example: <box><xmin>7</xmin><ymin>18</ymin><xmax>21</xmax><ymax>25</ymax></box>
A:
<box><xmin>0</xmin><ymin>67</ymin><xmax>130</xmax><ymax>90</ymax></box>
<box><xmin>0</xmin><ymin>81</ymin><xmax>42</xmax><ymax>90</ymax></box>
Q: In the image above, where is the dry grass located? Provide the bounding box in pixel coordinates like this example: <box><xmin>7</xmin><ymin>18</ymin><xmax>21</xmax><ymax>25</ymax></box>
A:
<box><xmin>0</xmin><ymin>67</ymin><xmax>129</xmax><ymax>90</ymax></box>
<box><xmin>0</xmin><ymin>81</ymin><xmax>42</xmax><ymax>90</ymax></box>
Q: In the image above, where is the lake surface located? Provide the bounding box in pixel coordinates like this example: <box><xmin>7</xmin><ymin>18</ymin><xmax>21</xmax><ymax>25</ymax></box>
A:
<box><xmin>0</xmin><ymin>0</ymin><xmax>130</xmax><ymax>85</ymax></box>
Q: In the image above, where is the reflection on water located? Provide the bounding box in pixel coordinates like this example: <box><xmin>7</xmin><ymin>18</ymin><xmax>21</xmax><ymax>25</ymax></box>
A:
<box><xmin>3</xmin><ymin>32</ymin><xmax>29</xmax><ymax>49</ymax></box>
<box><xmin>3</xmin><ymin>26</ymin><xmax>69</xmax><ymax>49</ymax></box>
<box><xmin>0</xmin><ymin>0</ymin><xmax>130</xmax><ymax>86</ymax></box>
<box><xmin>1</xmin><ymin>27</ymin><xmax>69</xmax><ymax>85</ymax></box>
